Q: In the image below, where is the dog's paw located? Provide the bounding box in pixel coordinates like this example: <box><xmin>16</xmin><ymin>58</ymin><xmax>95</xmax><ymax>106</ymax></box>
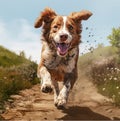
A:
<box><xmin>54</xmin><ymin>96</ymin><xmax>67</xmax><ymax>109</ymax></box>
<box><xmin>41</xmin><ymin>84</ymin><xmax>53</xmax><ymax>93</ymax></box>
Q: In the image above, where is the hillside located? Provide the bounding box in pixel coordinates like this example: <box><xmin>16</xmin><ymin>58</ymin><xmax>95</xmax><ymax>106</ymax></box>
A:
<box><xmin>78</xmin><ymin>46</ymin><xmax>117</xmax><ymax>69</ymax></box>
<box><xmin>0</xmin><ymin>45</ymin><xmax>30</xmax><ymax>67</ymax></box>
<box><xmin>0</xmin><ymin>46</ymin><xmax>39</xmax><ymax>115</ymax></box>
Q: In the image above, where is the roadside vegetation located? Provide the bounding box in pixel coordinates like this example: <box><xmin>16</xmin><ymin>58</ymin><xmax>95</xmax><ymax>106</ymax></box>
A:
<box><xmin>91</xmin><ymin>59</ymin><xmax>120</xmax><ymax>106</ymax></box>
<box><xmin>78</xmin><ymin>27</ymin><xmax>120</xmax><ymax>106</ymax></box>
<box><xmin>0</xmin><ymin>46</ymin><xmax>39</xmax><ymax>113</ymax></box>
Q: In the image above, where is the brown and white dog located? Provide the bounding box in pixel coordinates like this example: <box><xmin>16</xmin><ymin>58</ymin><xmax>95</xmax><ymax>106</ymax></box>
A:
<box><xmin>34</xmin><ymin>8</ymin><xmax>92</xmax><ymax>109</ymax></box>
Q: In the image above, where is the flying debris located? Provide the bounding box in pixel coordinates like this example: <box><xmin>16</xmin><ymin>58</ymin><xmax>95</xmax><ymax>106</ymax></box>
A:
<box><xmin>86</xmin><ymin>27</ymin><xmax>88</xmax><ymax>30</ymax></box>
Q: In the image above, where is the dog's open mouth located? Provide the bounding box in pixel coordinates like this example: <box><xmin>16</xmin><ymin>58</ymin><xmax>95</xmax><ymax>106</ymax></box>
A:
<box><xmin>55</xmin><ymin>43</ymin><xmax>70</xmax><ymax>56</ymax></box>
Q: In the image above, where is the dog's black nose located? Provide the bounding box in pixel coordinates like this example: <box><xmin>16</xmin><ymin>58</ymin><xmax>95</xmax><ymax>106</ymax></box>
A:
<box><xmin>60</xmin><ymin>34</ymin><xmax>68</xmax><ymax>41</ymax></box>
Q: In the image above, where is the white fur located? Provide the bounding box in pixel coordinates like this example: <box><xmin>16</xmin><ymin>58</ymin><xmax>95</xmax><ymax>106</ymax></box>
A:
<box><xmin>39</xmin><ymin>66</ymin><xmax>52</xmax><ymax>90</ymax></box>
<box><xmin>54</xmin><ymin>16</ymin><xmax>72</xmax><ymax>43</ymax></box>
<box><xmin>55</xmin><ymin>81</ymin><xmax>71</xmax><ymax>106</ymax></box>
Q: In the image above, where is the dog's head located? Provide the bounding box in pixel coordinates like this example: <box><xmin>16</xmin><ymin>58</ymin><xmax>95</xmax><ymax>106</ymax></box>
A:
<box><xmin>34</xmin><ymin>8</ymin><xmax>92</xmax><ymax>57</ymax></box>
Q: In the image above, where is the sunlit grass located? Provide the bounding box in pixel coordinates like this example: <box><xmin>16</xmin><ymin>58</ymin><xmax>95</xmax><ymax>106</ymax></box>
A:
<box><xmin>0</xmin><ymin>45</ymin><xmax>29</xmax><ymax>67</ymax></box>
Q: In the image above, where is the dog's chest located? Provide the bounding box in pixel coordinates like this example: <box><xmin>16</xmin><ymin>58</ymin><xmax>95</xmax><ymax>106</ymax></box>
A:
<box><xmin>44</xmin><ymin>48</ymin><xmax>78</xmax><ymax>73</ymax></box>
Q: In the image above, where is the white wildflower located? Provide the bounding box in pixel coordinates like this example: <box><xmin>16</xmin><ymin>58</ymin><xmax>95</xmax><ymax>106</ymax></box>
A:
<box><xmin>117</xmin><ymin>68</ymin><xmax>120</xmax><ymax>72</ymax></box>
<box><xmin>109</xmin><ymin>76</ymin><xmax>112</xmax><ymax>80</ymax></box>
<box><xmin>4</xmin><ymin>77</ymin><xmax>7</xmax><ymax>79</ymax></box>
<box><xmin>107</xmin><ymin>67</ymin><xmax>109</xmax><ymax>70</ymax></box>
<box><xmin>113</xmin><ymin>77</ymin><xmax>117</xmax><ymax>81</ymax></box>
<box><xmin>104</xmin><ymin>78</ymin><xmax>107</xmax><ymax>81</ymax></box>
<box><xmin>102</xmin><ymin>88</ymin><xmax>106</xmax><ymax>91</ymax></box>
<box><xmin>116</xmin><ymin>86</ymin><xmax>119</xmax><ymax>89</ymax></box>
<box><xmin>114</xmin><ymin>68</ymin><xmax>117</xmax><ymax>70</ymax></box>
<box><xmin>112</xmin><ymin>95</ymin><xmax>116</xmax><ymax>102</ymax></box>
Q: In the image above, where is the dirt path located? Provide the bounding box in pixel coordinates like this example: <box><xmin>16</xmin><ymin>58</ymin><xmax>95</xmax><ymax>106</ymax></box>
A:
<box><xmin>1</xmin><ymin>76</ymin><xmax>120</xmax><ymax>120</ymax></box>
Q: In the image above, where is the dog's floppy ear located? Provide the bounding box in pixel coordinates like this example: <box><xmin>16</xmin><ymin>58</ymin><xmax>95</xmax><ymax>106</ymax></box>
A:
<box><xmin>34</xmin><ymin>7</ymin><xmax>57</xmax><ymax>28</ymax></box>
<box><xmin>69</xmin><ymin>10</ymin><xmax>92</xmax><ymax>23</ymax></box>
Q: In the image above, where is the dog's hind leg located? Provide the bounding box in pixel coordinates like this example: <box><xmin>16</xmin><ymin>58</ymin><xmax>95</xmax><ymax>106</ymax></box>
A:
<box><xmin>38</xmin><ymin>66</ymin><xmax>53</xmax><ymax>93</ymax></box>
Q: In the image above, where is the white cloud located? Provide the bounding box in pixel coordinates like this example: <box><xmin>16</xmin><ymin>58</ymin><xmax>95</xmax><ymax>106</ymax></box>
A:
<box><xmin>0</xmin><ymin>20</ymin><xmax>10</xmax><ymax>42</ymax></box>
<box><xmin>0</xmin><ymin>19</ymin><xmax>41</xmax><ymax>63</ymax></box>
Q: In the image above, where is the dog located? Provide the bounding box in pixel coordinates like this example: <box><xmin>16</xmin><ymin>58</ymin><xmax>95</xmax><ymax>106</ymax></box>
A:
<box><xmin>34</xmin><ymin>8</ymin><xmax>92</xmax><ymax>109</ymax></box>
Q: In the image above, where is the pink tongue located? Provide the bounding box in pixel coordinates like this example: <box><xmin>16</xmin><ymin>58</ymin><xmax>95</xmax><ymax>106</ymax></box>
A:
<box><xmin>57</xmin><ymin>43</ymin><xmax>68</xmax><ymax>55</ymax></box>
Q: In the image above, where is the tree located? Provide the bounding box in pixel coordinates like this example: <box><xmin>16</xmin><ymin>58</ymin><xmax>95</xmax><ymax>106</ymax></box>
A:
<box><xmin>108</xmin><ymin>27</ymin><xmax>120</xmax><ymax>48</ymax></box>
<box><xmin>108</xmin><ymin>27</ymin><xmax>120</xmax><ymax>58</ymax></box>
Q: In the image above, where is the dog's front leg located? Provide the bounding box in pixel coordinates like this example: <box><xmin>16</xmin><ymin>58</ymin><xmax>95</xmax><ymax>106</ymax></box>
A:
<box><xmin>55</xmin><ymin>80</ymin><xmax>71</xmax><ymax>109</ymax></box>
<box><xmin>52</xmin><ymin>81</ymin><xmax>60</xmax><ymax>106</ymax></box>
<box><xmin>38</xmin><ymin>66</ymin><xmax>53</xmax><ymax>93</ymax></box>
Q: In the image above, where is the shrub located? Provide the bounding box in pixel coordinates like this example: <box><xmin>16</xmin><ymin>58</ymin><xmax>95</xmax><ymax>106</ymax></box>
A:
<box><xmin>91</xmin><ymin>58</ymin><xmax>120</xmax><ymax>106</ymax></box>
<box><xmin>0</xmin><ymin>46</ymin><xmax>40</xmax><ymax>113</ymax></box>
<box><xmin>0</xmin><ymin>62</ymin><xmax>39</xmax><ymax>103</ymax></box>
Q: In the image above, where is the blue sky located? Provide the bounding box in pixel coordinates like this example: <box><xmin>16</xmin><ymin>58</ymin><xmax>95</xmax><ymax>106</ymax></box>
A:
<box><xmin>0</xmin><ymin>0</ymin><xmax>120</xmax><ymax>62</ymax></box>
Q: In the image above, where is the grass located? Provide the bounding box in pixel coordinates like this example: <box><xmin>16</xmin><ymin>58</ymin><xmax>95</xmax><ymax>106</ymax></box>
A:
<box><xmin>0</xmin><ymin>46</ymin><xmax>29</xmax><ymax>67</ymax></box>
<box><xmin>0</xmin><ymin>46</ymin><xmax>39</xmax><ymax>113</ymax></box>
<box><xmin>78</xmin><ymin>45</ymin><xmax>120</xmax><ymax>106</ymax></box>
<box><xmin>78</xmin><ymin>46</ymin><xmax>117</xmax><ymax>68</ymax></box>
<box><xmin>91</xmin><ymin>60</ymin><xmax>120</xmax><ymax>106</ymax></box>
<box><xmin>0</xmin><ymin>63</ymin><xmax>39</xmax><ymax>100</ymax></box>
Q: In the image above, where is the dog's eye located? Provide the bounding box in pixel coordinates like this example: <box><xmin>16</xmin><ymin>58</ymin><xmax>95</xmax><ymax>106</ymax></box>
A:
<box><xmin>68</xmin><ymin>25</ymin><xmax>73</xmax><ymax>30</ymax></box>
<box><xmin>52</xmin><ymin>25</ymin><xmax>59</xmax><ymax>33</ymax></box>
<box><xmin>53</xmin><ymin>25</ymin><xmax>58</xmax><ymax>29</ymax></box>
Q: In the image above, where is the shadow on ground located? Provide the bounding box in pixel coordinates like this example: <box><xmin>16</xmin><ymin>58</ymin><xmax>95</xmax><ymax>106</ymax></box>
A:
<box><xmin>57</xmin><ymin>106</ymin><xmax>111</xmax><ymax>120</ymax></box>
